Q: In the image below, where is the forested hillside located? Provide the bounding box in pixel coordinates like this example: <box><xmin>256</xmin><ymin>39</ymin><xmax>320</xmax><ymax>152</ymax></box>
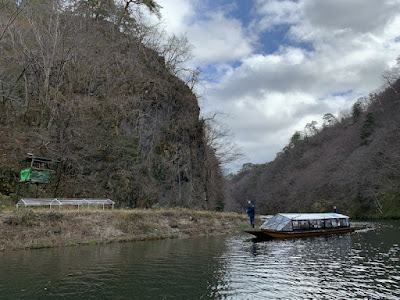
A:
<box><xmin>230</xmin><ymin>77</ymin><xmax>400</xmax><ymax>218</ymax></box>
<box><xmin>0</xmin><ymin>0</ymin><xmax>227</xmax><ymax>210</ymax></box>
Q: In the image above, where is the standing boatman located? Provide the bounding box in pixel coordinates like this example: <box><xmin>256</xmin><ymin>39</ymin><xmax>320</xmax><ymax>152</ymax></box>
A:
<box><xmin>247</xmin><ymin>201</ymin><xmax>255</xmax><ymax>228</ymax></box>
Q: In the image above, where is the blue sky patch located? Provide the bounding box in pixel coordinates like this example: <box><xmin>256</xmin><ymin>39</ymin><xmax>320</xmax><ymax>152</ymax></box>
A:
<box><xmin>256</xmin><ymin>24</ymin><xmax>314</xmax><ymax>54</ymax></box>
<box><xmin>331</xmin><ymin>89</ymin><xmax>354</xmax><ymax>97</ymax></box>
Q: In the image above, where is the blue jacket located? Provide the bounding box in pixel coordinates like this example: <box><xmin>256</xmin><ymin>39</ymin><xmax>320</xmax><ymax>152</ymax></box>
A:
<box><xmin>247</xmin><ymin>204</ymin><xmax>255</xmax><ymax>217</ymax></box>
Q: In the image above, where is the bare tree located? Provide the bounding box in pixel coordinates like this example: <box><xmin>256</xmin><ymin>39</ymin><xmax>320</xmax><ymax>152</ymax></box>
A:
<box><xmin>202</xmin><ymin>113</ymin><xmax>244</xmax><ymax>167</ymax></box>
<box><xmin>10</xmin><ymin>0</ymin><xmax>78</xmax><ymax>127</ymax></box>
<box><xmin>0</xmin><ymin>0</ymin><xmax>25</xmax><ymax>41</ymax></box>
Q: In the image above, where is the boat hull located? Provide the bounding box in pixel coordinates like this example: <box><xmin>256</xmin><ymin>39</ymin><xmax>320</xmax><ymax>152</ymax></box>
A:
<box><xmin>244</xmin><ymin>227</ymin><xmax>356</xmax><ymax>239</ymax></box>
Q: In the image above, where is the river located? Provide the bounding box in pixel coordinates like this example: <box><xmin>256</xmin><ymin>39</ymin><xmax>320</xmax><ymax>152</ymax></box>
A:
<box><xmin>0</xmin><ymin>220</ymin><xmax>399</xmax><ymax>299</ymax></box>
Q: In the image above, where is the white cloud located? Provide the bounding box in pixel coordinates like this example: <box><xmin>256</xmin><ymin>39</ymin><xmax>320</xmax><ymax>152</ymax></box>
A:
<box><xmin>187</xmin><ymin>13</ymin><xmax>253</xmax><ymax>64</ymax></box>
<box><xmin>207</xmin><ymin>88</ymin><xmax>333</xmax><ymax>161</ymax></box>
<box><xmin>254</xmin><ymin>0</ymin><xmax>301</xmax><ymax>30</ymax></box>
<box><xmin>156</xmin><ymin>0</ymin><xmax>195</xmax><ymax>34</ymax></box>
<box><xmin>157</xmin><ymin>0</ymin><xmax>400</xmax><ymax>171</ymax></box>
<box><xmin>302</xmin><ymin>0</ymin><xmax>400</xmax><ymax>34</ymax></box>
<box><xmin>157</xmin><ymin>0</ymin><xmax>254</xmax><ymax>64</ymax></box>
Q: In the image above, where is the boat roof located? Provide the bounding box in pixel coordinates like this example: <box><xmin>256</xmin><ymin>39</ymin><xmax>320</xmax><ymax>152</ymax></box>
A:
<box><xmin>277</xmin><ymin>213</ymin><xmax>349</xmax><ymax>220</ymax></box>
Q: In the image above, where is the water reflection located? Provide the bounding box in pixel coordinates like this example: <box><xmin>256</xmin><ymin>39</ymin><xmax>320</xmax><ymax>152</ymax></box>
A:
<box><xmin>0</xmin><ymin>220</ymin><xmax>399</xmax><ymax>299</ymax></box>
<box><xmin>0</xmin><ymin>237</ymin><xmax>229</xmax><ymax>299</ymax></box>
<box><xmin>213</xmin><ymin>220</ymin><xmax>400</xmax><ymax>299</ymax></box>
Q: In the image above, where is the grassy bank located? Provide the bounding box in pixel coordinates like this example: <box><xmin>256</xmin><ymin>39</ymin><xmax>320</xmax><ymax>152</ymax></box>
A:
<box><xmin>0</xmin><ymin>208</ymin><xmax>252</xmax><ymax>251</ymax></box>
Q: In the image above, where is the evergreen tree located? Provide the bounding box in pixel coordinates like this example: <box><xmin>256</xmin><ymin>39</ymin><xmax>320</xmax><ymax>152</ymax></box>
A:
<box><xmin>352</xmin><ymin>102</ymin><xmax>362</xmax><ymax>123</ymax></box>
<box><xmin>360</xmin><ymin>112</ymin><xmax>375</xmax><ymax>144</ymax></box>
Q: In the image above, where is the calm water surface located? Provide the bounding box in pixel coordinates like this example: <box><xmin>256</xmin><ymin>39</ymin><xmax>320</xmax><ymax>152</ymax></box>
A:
<box><xmin>0</xmin><ymin>220</ymin><xmax>399</xmax><ymax>299</ymax></box>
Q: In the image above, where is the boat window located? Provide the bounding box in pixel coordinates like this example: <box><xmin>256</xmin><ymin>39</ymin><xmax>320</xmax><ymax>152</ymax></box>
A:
<box><xmin>268</xmin><ymin>215</ymin><xmax>278</xmax><ymax>225</ymax></box>
<box><xmin>331</xmin><ymin>219</ymin><xmax>338</xmax><ymax>227</ymax></box>
<box><xmin>318</xmin><ymin>220</ymin><xmax>325</xmax><ymax>228</ymax></box>
<box><xmin>309</xmin><ymin>220</ymin><xmax>318</xmax><ymax>229</ymax></box>
<box><xmin>325</xmin><ymin>219</ymin><xmax>332</xmax><ymax>228</ymax></box>
<box><xmin>309</xmin><ymin>220</ymin><xmax>325</xmax><ymax>229</ymax></box>
<box><xmin>299</xmin><ymin>220</ymin><xmax>310</xmax><ymax>230</ymax></box>
<box><xmin>292</xmin><ymin>220</ymin><xmax>310</xmax><ymax>230</ymax></box>
<box><xmin>339</xmin><ymin>219</ymin><xmax>348</xmax><ymax>227</ymax></box>
<box><xmin>292</xmin><ymin>220</ymin><xmax>300</xmax><ymax>230</ymax></box>
<box><xmin>282</xmin><ymin>221</ymin><xmax>293</xmax><ymax>232</ymax></box>
<box><xmin>276</xmin><ymin>222</ymin><xmax>287</xmax><ymax>231</ymax></box>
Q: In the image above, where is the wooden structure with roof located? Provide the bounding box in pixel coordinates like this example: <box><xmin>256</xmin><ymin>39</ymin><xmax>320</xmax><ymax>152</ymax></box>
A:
<box><xmin>17</xmin><ymin>153</ymin><xmax>58</xmax><ymax>198</ymax></box>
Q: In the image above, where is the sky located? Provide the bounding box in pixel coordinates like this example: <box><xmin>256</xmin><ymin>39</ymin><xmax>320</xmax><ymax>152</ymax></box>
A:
<box><xmin>152</xmin><ymin>0</ymin><xmax>400</xmax><ymax>171</ymax></box>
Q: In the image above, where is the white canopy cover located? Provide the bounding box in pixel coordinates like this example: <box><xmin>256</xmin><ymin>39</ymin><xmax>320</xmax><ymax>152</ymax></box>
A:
<box><xmin>260</xmin><ymin>213</ymin><xmax>350</xmax><ymax>232</ymax></box>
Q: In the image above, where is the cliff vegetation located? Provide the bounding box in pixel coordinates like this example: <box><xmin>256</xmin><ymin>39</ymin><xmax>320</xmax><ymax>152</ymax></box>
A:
<box><xmin>0</xmin><ymin>0</ymin><xmax>228</xmax><ymax>210</ymax></box>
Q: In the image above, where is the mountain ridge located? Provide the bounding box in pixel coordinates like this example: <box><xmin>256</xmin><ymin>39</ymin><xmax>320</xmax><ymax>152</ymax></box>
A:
<box><xmin>229</xmin><ymin>78</ymin><xmax>400</xmax><ymax>218</ymax></box>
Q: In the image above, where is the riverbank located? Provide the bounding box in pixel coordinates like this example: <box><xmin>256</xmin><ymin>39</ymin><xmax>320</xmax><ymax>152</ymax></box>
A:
<box><xmin>0</xmin><ymin>208</ymin><xmax>253</xmax><ymax>251</ymax></box>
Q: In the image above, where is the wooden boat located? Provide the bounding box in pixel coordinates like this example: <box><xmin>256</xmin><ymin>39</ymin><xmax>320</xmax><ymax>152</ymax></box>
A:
<box><xmin>244</xmin><ymin>213</ymin><xmax>356</xmax><ymax>239</ymax></box>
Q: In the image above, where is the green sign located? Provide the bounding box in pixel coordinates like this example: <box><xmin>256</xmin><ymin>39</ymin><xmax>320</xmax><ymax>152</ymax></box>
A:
<box><xmin>20</xmin><ymin>168</ymin><xmax>50</xmax><ymax>183</ymax></box>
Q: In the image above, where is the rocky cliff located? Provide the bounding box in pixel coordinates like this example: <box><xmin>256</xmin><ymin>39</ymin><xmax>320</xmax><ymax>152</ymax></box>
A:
<box><xmin>0</xmin><ymin>2</ymin><xmax>225</xmax><ymax>210</ymax></box>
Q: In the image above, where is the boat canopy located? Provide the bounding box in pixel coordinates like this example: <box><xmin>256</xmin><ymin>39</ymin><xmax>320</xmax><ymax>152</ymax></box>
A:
<box><xmin>260</xmin><ymin>213</ymin><xmax>350</xmax><ymax>232</ymax></box>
